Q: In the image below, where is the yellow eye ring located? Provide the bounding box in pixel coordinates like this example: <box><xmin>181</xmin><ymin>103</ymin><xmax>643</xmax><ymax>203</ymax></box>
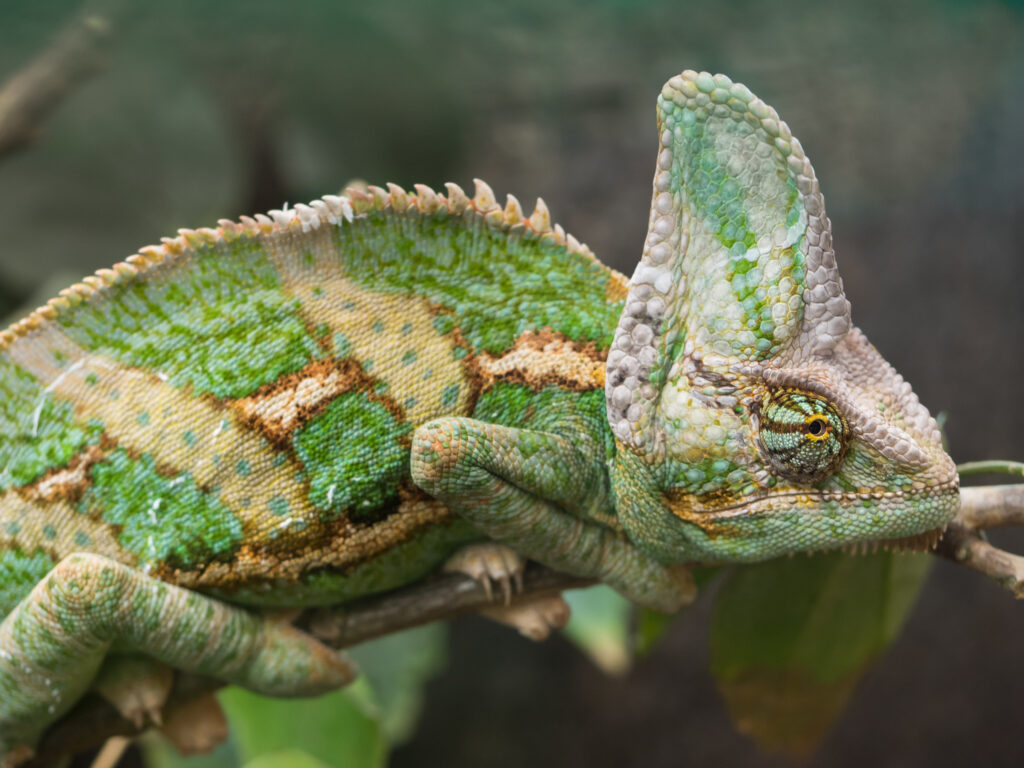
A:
<box><xmin>803</xmin><ymin>414</ymin><xmax>831</xmax><ymax>441</ymax></box>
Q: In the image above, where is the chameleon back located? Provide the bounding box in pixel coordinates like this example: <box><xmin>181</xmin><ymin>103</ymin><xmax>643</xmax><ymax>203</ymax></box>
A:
<box><xmin>0</xmin><ymin>185</ymin><xmax>626</xmax><ymax>609</ymax></box>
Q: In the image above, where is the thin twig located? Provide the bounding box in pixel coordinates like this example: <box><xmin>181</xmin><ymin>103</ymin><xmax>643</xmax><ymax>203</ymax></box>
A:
<box><xmin>0</xmin><ymin>4</ymin><xmax>116</xmax><ymax>159</ymax></box>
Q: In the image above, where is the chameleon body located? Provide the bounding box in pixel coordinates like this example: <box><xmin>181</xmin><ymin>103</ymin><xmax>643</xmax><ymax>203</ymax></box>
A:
<box><xmin>0</xmin><ymin>70</ymin><xmax>959</xmax><ymax>759</ymax></box>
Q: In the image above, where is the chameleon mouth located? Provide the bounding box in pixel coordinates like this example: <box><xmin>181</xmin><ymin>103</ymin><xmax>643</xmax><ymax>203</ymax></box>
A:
<box><xmin>691</xmin><ymin>477</ymin><xmax>961</xmax><ymax>520</ymax></box>
<box><xmin>836</xmin><ymin>525</ymin><xmax>947</xmax><ymax>555</ymax></box>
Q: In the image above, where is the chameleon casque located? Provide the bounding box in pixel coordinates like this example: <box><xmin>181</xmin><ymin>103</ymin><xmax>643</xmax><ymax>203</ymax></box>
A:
<box><xmin>0</xmin><ymin>70</ymin><xmax>960</xmax><ymax>760</ymax></box>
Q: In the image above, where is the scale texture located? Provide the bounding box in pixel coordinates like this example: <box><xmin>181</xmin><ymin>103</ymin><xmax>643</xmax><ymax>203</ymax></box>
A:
<box><xmin>0</xmin><ymin>70</ymin><xmax>959</xmax><ymax>762</ymax></box>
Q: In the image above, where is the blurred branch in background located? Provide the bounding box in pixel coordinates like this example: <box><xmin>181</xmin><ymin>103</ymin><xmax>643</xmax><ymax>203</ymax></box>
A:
<box><xmin>0</xmin><ymin>2</ymin><xmax>118</xmax><ymax>161</ymax></box>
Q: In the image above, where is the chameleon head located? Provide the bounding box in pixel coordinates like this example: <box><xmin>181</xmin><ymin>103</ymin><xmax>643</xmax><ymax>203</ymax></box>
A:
<box><xmin>605</xmin><ymin>70</ymin><xmax>959</xmax><ymax>563</ymax></box>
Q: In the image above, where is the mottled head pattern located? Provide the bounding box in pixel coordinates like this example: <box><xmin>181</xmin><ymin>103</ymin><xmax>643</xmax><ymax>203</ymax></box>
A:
<box><xmin>608</xmin><ymin>71</ymin><xmax>959</xmax><ymax>561</ymax></box>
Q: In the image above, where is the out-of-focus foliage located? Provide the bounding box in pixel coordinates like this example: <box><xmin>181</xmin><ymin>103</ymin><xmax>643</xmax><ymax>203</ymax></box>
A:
<box><xmin>710</xmin><ymin>551</ymin><xmax>931</xmax><ymax>755</ymax></box>
<box><xmin>144</xmin><ymin>625</ymin><xmax>445</xmax><ymax>768</ymax></box>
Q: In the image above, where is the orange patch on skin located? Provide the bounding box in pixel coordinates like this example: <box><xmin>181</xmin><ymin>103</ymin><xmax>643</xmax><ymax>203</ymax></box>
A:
<box><xmin>475</xmin><ymin>329</ymin><xmax>606</xmax><ymax>392</ymax></box>
<box><xmin>232</xmin><ymin>359</ymin><xmax>392</xmax><ymax>447</ymax></box>
<box><xmin>662</xmin><ymin>488</ymin><xmax>743</xmax><ymax>539</ymax></box>
<box><xmin>22</xmin><ymin>443</ymin><xmax>109</xmax><ymax>503</ymax></box>
<box><xmin>168</xmin><ymin>485</ymin><xmax>454</xmax><ymax>590</ymax></box>
<box><xmin>605</xmin><ymin>270</ymin><xmax>629</xmax><ymax>302</ymax></box>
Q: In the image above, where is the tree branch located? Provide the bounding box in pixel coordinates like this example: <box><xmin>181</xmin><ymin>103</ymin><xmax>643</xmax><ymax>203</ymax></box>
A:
<box><xmin>933</xmin><ymin>484</ymin><xmax>1024</xmax><ymax>598</ymax></box>
<box><xmin>0</xmin><ymin>3</ymin><xmax>116</xmax><ymax>160</ymax></box>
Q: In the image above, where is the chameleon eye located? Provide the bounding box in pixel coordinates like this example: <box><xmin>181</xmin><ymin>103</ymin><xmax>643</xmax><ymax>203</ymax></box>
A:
<box><xmin>758</xmin><ymin>389</ymin><xmax>849</xmax><ymax>484</ymax></box>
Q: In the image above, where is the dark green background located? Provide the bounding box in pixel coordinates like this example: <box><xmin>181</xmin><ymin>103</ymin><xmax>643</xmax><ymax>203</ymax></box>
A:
<box><xmin>1</xmin><ymin>0</ymin><xmax>1022</xmax><ymax>765</ymax></box>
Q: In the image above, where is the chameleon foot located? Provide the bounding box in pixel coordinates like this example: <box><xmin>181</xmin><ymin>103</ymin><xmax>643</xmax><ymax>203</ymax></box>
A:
<box><xmin>480</xmin><ymin>595</ymin><xmax>571</xmax><ymax>641</ymax></box>
<box><xmin>93</xmin><ymin>657</ymin><xmax>173</xmax><ymax>728</ymax></box>
<box><xmin>160</xmin><ymin>693</ymin><xmax>229</xmax><ymax>756</ymax></box>
<box><xmin>443</xmin><ymin>543</ymin><xmax>526</xmax><ymax>604</ymax></box>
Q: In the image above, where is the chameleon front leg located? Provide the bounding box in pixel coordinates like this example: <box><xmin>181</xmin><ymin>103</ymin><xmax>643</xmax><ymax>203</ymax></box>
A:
<box><xmin>411</xmin><ymin>417</ymin><xmax>694</xmax><ymax>612</ymax></box>
<box><xmin>0</xmin><ymin>553</ymin><xmax>354</xmax><ymax>761</ymax></box>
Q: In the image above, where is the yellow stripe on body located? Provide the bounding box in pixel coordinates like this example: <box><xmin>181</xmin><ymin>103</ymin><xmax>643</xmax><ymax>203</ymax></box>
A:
<box><xmin>4</xmin><ymin>326</ymin><xmax>321</xmax><ymax>546</ymax></box>
<box><xmin>262</xmin><ymin>225</ymin><xmax>474</xmax><ymax>425</ymax></box>
<box><xmin>0</xmin><ymin>489</ymin><xmax>128</xmax><ymax>564</ymax></box>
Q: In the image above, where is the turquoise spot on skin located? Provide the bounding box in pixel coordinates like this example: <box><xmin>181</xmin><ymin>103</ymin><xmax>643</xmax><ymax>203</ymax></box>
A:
<box><xmin>402</xmin><ymin>350</ymin><xmax>418</xmax><ymax>366</ymax></box>
<box><xmin>312</xmin><ymin>286</ymin><xmax>324</xmax><ymax>297</ymax></box>
<box><xmin>337</xmin><ymin>212</ymin><xmax>622</xmax><ymax>354</ymax></box>
<box><xmin>236</xmin><ymin>459</ymin><xmax>252</xmax><ymax>477</ymax></box>
<box><xmin>0</xmin><ymin>358</ymin><xmax>104</xmax><ymax>492</ymax></box>
<box><xmin>374</xmin><ymin>381</ymin><xmax>389</xmax><ymax>395</ymax></box>
<box><xmin>372</xmin><ymin>320</ymin><xmax>385</xmax><ymax>333</ymax></box>
<box><xmin>81</xmin><ymin>449</ymin><xmax>243</xmax><ymax>569</ymax></box>
<box><xmin>268</xmin><ymin>497</ymin><xmax>289</xmax><ymax>517</ymax></box>
<box><xmin>183</xmin><ymin>430</ymin><xmax>197</xmax><ymax>447</ymax></box>
<box><xmin>0</xmin><ymin>548</ymin><xmax>54</xmax><ymax>619</ymax></box>
<box><xmin>334</xmin><ymin>332</ymin><xmax>351</xmax><ymax>357</ymax></box>
<box><xmin>272</xmin><ymin>453</ymin><xmax>287</xmax><ymax>467</ymax></box>
<box><xmin>85</xmin><ymin>373</ymin><xmax>99</xmax><ymax>386</ymax></box>
<box><xmin>293</xmin><ymin>392</ymin><xmax>412</xmax><ymax>521</ymax></box>
<box><xmin>137</xmin><ymin>411</ymin><xmax>150</xmax><ymax>427</ymax></box>
<box><xmin>56</xmin><ymin>237</ymin><xmax>321</xmax><ymax>399</ymax></box>
<box><xmin>5</xmin><ymin>522</ymin><xmax>20</xmax><ymax>536</ymax></box>
<box><xmin>441</xmin><ymin>384</ymin><xmax>460</xmax><ymax>410</ymax></box>
<box><xmin>404</xmin><ymin>397</ymin><xmax>417</xmax><ymax>410</ymax></box>
<box><xmin>401</xmin><ymin>322</ymin><xmax>413</xmax><ymax>336</ymax></box>
<box><xmin>42</xmin><ymin>525</ymin><xmax>56</xmax><ymax>540</ymax></box>
<box><xmin>452</xmin><ymin>346</ymin><xmax>467</xmax><ymax>360</ymax></box>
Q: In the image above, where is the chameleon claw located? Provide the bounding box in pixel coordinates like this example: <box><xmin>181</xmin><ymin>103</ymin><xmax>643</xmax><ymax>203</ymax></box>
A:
<box><xmin>443</xmin><ymin>543</ymin><xmax>527</xmax><ymax>605</ymax></box>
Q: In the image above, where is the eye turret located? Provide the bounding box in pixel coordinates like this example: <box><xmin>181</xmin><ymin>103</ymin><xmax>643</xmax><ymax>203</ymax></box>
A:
<box><xmin>758</xmin><ymin>389</ymin><xmax>849</xmax><ymax>484</ymax></box>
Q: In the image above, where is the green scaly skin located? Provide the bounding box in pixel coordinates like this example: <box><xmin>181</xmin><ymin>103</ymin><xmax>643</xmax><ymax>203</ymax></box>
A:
<box><xmin>0</xmin><ymin>70</ymin><xmax>959</xmax><ymax>761</ymax></box>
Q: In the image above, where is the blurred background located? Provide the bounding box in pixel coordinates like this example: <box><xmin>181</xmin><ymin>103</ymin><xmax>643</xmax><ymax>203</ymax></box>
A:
<box><xmin>1</xmin><ymin>0</ymin><xmax>1023</xmax><ymax>765</ymax></box>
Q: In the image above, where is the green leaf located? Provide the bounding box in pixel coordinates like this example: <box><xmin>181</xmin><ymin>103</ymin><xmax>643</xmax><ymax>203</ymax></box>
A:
<box><xmin>347</xmin><ymin>623</ymin><xmax>448</xmax><ymax>744</ymax></box>
<box><xmin>218</xmin><ymin>679</ymin><xmax>387</xmax><ymax>768</ymax></box>
<box><xmin>243</xmin><ymin>749</ymin><xmax>335</xmax><ymax>768</ymax></box>
<box><xmin>710</xmin><ymin>551</ymin><xmax>931</xmax><ymax>756</ymax></box>
<box><xmin>563</xmin><ymin>585</ymin><xmax>633</xmax><ymax>675</ymax></box>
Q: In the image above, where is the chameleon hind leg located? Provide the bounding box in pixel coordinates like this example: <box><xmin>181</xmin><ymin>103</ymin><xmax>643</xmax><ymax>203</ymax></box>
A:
<box><xmin>411</xmin><ymin>417</ymin><xmax>695</xmax><ymax>612</ymax></box>
<box><xmin>0</xmin><ymin>553</ymin><xmax>354</xmax><ymax>761</ymax></box>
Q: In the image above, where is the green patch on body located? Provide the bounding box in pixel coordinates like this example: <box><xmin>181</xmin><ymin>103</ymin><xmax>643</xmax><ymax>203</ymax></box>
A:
<box><xmin>80</xmin><ymin>449</ymin><xmax>243</xmax><ymax>569</ymax></box>
<box><xmin>666</xmin><ymin>457</ymin><xmax>749</xmax><ymax>497</ymax></box>
<box><xmin>57</xmin><ymin>237</ymin><xmax>321</xmax><ymax>398</ymax></box>
<box><xmin>0</xmin><ymin>357</ymin><xmax>103</xmax><ymax>491</ymax></box>
<box><xmin>293</xmin><ymin>392</ymin><xmax>412</xmax><ymax>522</ymax></box>
<box><xmin>473</xmin><ymin>382</ymin><xmax>607</xmax><ymax>435</ymax></box>
<box><xmin>0</xmin><ymin>548</ymin><xmax>55</xmax><ymax>619</ymax></box>
<box><xmin>666</xmin><ymin>106</ymin><xmax>806</xmax><ymax>360</ymax></box>
<box><xmin>335</xmin><ymin>211</ymin><xmax>622</xmax><ymax>354</ymax></box>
